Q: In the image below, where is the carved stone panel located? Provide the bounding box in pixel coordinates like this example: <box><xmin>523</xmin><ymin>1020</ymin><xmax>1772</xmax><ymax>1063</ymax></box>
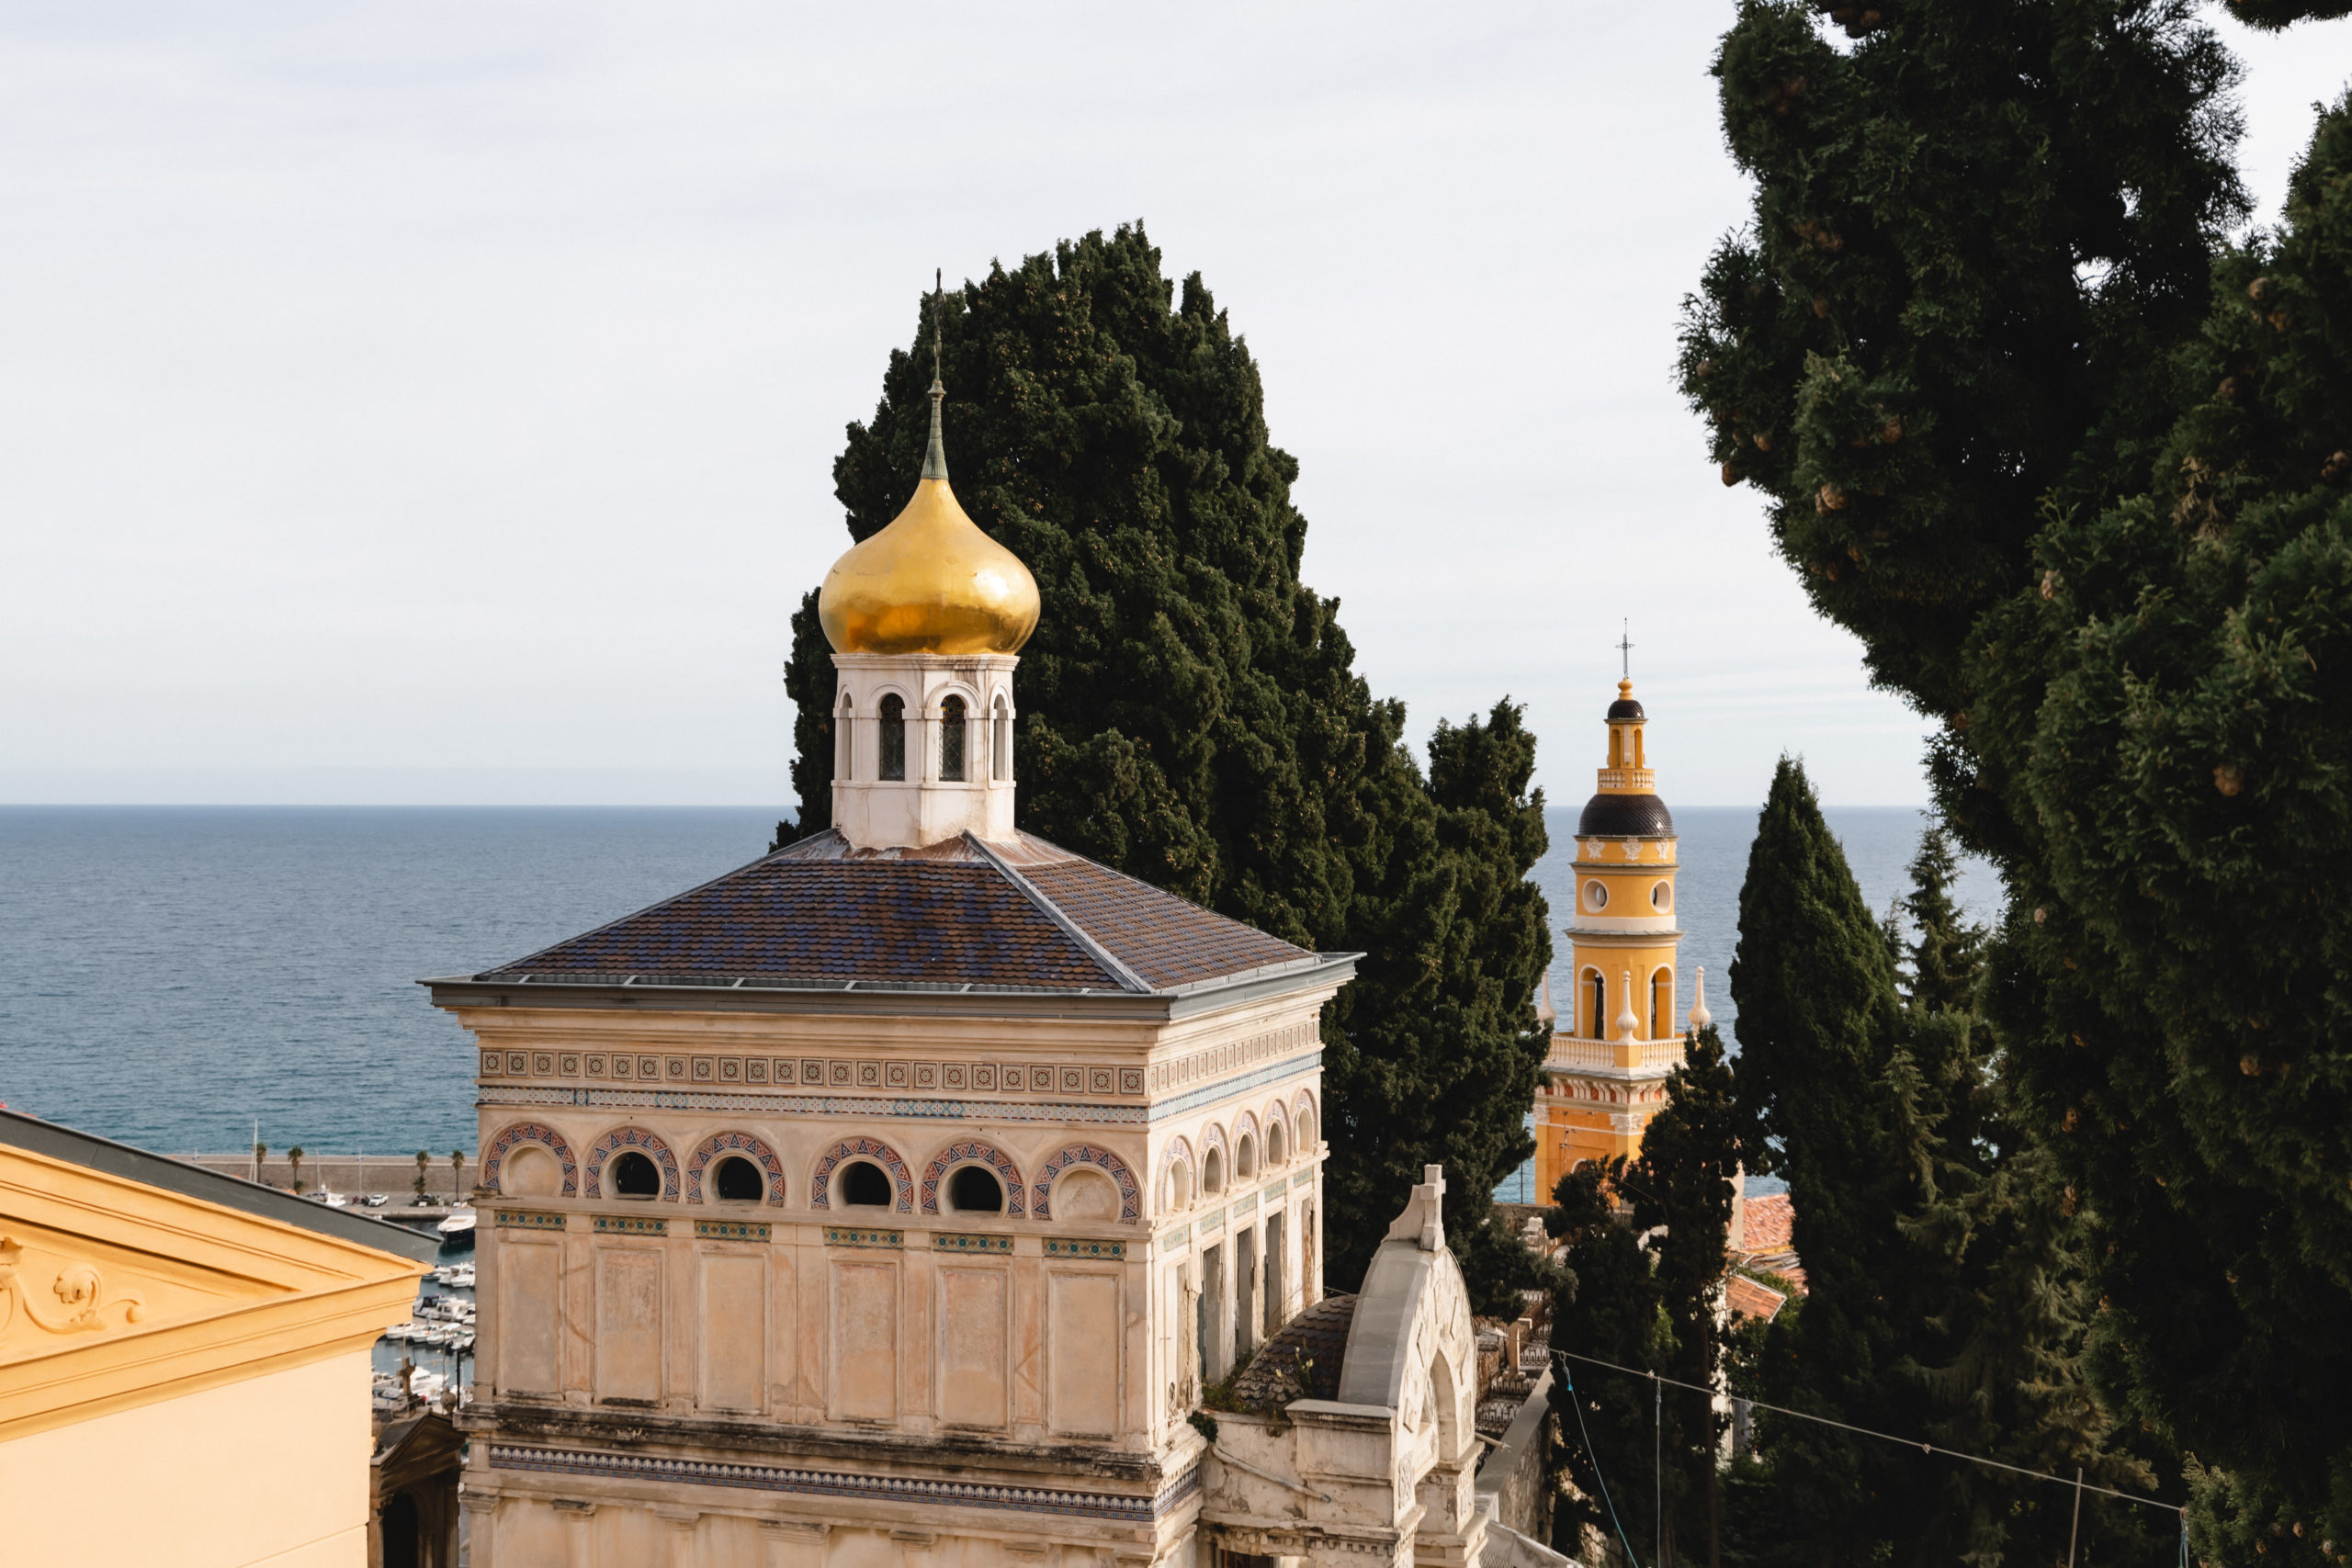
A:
<box><xmin>830</xmin><ymin>1259</ymin><xmax>898</xmax><ymax>1422</ymax></box>
<box><xmin>1045</xmin><ymin>1269</ymin><xmax>1121</xmax><ymax>1438</ymax></box>
<box><xmin>698</xmin><ymin>1252</ymin><xmax>767</xmax><ymax>1414</ymax></box>
<box><xmin>596</xmin><ymin>1247</ymin><xmax>664</xmax><ymax>1404</ymax></box>
<box><xmin>935</xmin><ymin>1263</ymin><xmax>1009</xmax><ymax>1430</ymax></box>
<box><xmin>499</xmin><ymin>1238</ymin><xmax>561</xmax><ymax>1395</ymax></box>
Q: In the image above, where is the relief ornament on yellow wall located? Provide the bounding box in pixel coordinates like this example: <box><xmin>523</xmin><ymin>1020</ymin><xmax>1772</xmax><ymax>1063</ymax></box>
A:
<box><xmin>0</xmin><ymin>1235</ymin><xmax>147</xmax><ymax>1339</ymax></box>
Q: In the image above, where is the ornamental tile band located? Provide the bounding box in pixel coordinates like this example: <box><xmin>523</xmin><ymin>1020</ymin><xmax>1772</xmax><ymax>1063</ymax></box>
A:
<box><xmin>480</xmin><ymin>1085</ymin><xmax>1149</xmax><ymax>1126</ymax></box>
<box><xmin>1234</xmin><ymin>1190</ymin><xmax>1258</xmax><ymax>1213</ymax></box>
<box><xmin>494</xmin><ymin>1209</ymin><xmax>566</xmax><ymax>1230</ymax></box>
<box><xmin>1157</xmin><ymin>1224</ymin><xmax>1190</xmax><ymax>1249</ymax></box>
<box><xmin>1042</xmin><ymin>1238</ymin><xmax>1125</xmax><ymax>1259</ymax></box>
<box><xmin>1292</xmin><ymin>1169</ymin><xmax>1316</xmax><ymax>1189</ymax></box>
<box><xmin>1198</xmin><ymin>1207</ymin><xmax>1225</xmax><ymax>1233</ymax></box>
<box><xmin>695</xmin><ymin>1220</ymin><xmax>772</xmax><ymax>1241</ymax></box>
<box><xmin>825</xmin><ymin>1227</ymin><xmax>903</xmax><ymax>1248</ymax></box>
<box><xmin>593</xmin><ymin>1213</ymin><xmax>669</xmax><ymax>1235</ymax></box>
<box><xmin>489</xmin><ymin>1445</ymin><xmax>1166</xmax><ymax>1522</ymax></box>
<box><xmin>932</xmin><ymin>1232</ymin><xmax>1014</xmax><ymax>1254</ymax></box>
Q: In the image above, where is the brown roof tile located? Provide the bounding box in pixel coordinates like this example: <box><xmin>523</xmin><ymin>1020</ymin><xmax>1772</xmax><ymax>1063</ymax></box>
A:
<box><xmin>476</xmin><ymin>829</ymin><xmax>1320</xmax><ymax>997</ymax></box>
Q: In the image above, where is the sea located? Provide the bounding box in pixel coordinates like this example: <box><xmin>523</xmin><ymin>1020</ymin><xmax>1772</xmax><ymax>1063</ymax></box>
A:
<box><xmin>0</xmin><ymin>805</ymin><xmax>1999</xmax><ymax>1174</ymax></box>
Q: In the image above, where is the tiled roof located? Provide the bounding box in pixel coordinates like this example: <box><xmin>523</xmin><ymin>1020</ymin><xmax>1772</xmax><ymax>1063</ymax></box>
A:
<box><xmin>475</xmin><ymin>829</ymin><xmax>1320</xmax><ymax>997</ymax></box>
<box><xmin>1742</xmin><ymin>1192</ymin><xmax>1793</xmax><ymax>1252</ymax></box>
<box><xmin>1227</xmin><ymin>1293</ymin><xmax>1356</xmax><ymax>1409</ymax></box>
<box><xmin>1021</xmin><ymin>858</ymin><xmax>1309</xmax><ymax>990</ymax></box>
<box><xmin>1735</xmin><ymin>1192</ymin><xmax>1805</xmax><ymax>1294</ymax></box>
<box><xmin>1725</xmin><ymin>1273</ymin><xmax>1788</xmax><ymax>1324</ymax></box>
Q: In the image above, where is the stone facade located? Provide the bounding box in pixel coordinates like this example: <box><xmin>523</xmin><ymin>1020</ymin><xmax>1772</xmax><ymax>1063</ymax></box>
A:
<box><xmin>434</xmin><ymin>962</ymin><xmax>1343</xmax><ymax>1567</ymax></box>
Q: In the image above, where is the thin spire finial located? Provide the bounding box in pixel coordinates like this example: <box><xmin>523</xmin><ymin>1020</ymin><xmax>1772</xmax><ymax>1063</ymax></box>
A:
<box><xmin>1617</xmin><ymin>620</ymin><xmax>1635</xmax><ymax>681</ymax></box>
<box><xmin>922</xmin><ymin>267</ymin><xmax>950</xmax><ymax>482</ymax></box>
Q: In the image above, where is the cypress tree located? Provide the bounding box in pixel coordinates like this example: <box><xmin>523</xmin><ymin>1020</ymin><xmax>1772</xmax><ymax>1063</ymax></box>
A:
<box><xmin>1685</xmin><ymin>3</ymin><xmax>2352</xmax><ymax>1536</ymax></box>
<box><xmin>1624</xmin><ymin>1025</ymin><xmax>1748</xmax><ymax>1567</ymax></box>
<box><xmin>780</xmin><ymin>227</ymin><xmax>1551</xmax><ymax>1308</ymax></box>
<box><xmin>1726</xmin><ymin>758</ymin><xmax>1910</xmax><ymax>1557</ymax></box>
<box><xmin>1545</xmin><ymin>1158</ymin><xmax>1667</xmax><ymax>1565</ymax></box>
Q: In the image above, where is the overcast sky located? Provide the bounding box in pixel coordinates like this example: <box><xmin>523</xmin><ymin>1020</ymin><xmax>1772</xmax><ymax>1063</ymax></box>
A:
<box><xmin>4</xmin><ymin>4</ymin><xmax>2346</xmax><ymax>810</ymax></box>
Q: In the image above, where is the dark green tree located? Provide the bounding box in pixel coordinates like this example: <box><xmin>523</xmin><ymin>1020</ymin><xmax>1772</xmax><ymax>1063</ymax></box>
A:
<box><xmin>1546</xmin><ymin>1157</ymin><xmax>1668</xmax><ymax>1565</ymax></box>
<box><xmin>1686</xmin><ymin>1</ymin><xmax>2352</xmax><ymax>1538</ymax></box>
<box><xmin>1626</xmin><ymin>1025</ymin><xmax>1749</xmax><ymax>1567</ymax></box>
<box><xmin>1726</xmin><ymin>759</ymin><xmax>1910</xmax><ymax>1557</ymax></box>
<box><xmin>780</xmin><ymin>226</ymin><xmax>1551</xmax><ymax>1307</ymax></box>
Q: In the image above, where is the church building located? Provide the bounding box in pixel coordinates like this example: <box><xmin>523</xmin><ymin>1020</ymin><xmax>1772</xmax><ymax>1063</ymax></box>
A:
<box><xmin>424</xmin><ymin>348</ymin><xmax>1382</xmax><ymax>1567</ymax></box>
<box><xmin>1528</xmin><ymin>679</ymin><xmax>1709</xmax><ymax>1200</ymax></box>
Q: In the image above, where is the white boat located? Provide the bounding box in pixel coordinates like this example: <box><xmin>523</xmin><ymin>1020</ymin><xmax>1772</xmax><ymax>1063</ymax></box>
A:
<box><xmin>436</xmin><ymin>1209</ymin><xmax>475</xmax><ymax>1236</ymax></box>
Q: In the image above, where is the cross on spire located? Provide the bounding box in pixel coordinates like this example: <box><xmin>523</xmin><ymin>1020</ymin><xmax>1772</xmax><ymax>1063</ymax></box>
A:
<box><xmin>921</xmin><ymin>267</ymin><xmax>950</xmax><ymax>482</ymax></box>
<box><xmin>1618</xmin><ymin>620</ymin><xmax>1634</xmax><ymax>680</ymax></box>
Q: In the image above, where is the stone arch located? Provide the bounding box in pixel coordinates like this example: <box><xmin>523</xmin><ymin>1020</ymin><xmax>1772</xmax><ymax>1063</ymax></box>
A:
<box><xmin>1232</xmin><ymin>1110</ymin><xmax>1261</xmax><ymax>1172</ymax></box>
<box><xmin>835</xmin><ymin>691</ymin><xmax>855</xmax><ymax>782</ymax></box>
<box><xmin>684</xmin><ymin>1131</ymin><xmax>788</xmax><ymax>1205</ymax></box>
<box><xmin>1198</xmin><ymin>1122</ymin><xmax>1229</xmax><ymax>1195</ymax></box>
<box><xmin>1293</xmin><ymin>1090</ymin><xmax>1318</xmax><ymax>1153</ymax></box>
<box><xmin>920</xmin><ymin>1139</ymin><xmax>1025</xmax><ymax>1215</ymax></box>
<box><xmin>1157</xmin><ymin>1136</ymin><xmax>1195</xmax><ymax>1212</ymax></box>
<box><xmin>1034</xmin><ymin>1145</ymin><xmax>1142</xmax><ymax>1223</ymax></box>
<box><xmin>482</xmin><ymin>1122</ymin><xmax>577</xmax><ymax>1198</ymax></box>
<box><xmin>1262</xmin><ymin>1100</ymin><xmax>1292</xmax><ymax>1166</ymax></box>
<box><xmin>810</xmin><ymin>1136</ymin><xmax>914</xmax><ymax>1213</ymax></box>
<box><xmin>583</xmin><ymin>1127</ymin><xmax>680</xmax><ymax>1201</ymax></box>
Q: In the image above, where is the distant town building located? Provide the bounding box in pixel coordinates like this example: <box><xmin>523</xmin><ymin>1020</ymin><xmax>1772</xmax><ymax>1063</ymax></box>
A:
<box><xmin>1530</xmin><ymin>679</ymin><xmax>1698</xmax><ymax>1196</ymax></box>
<box><xmin>0</xmin><ymin>1108</ymin><xmax>435</xmax><ymax>1566</ymax></box>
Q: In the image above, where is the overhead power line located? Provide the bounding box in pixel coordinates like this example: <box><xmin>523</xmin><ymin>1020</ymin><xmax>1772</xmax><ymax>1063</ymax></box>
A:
<box><xmin>1550</xmin><ymin>1347</ymin><xmax>2186</xmax><ymax>1520</ymax></box>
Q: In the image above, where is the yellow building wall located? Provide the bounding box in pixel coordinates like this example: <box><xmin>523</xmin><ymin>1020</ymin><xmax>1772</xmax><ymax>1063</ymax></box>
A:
<box><xmin>0</xmin><ymin>1348</ymin><xmax>371</xmax><ymax>1567</ymax></box>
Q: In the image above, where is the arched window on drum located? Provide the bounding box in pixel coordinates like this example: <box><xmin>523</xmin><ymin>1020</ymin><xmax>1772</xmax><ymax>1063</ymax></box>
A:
<box><xmin>940</xmin><ymin>695</ymin><xmax>968</xmax><ymax>782</ymax></box>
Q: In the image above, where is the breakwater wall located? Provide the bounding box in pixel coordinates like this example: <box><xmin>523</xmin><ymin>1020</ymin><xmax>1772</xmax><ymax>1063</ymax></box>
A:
<box><xmin>183</xmin><ymin>1152</ymin><xmax>471</xmax><ymax>1201</ymax></box>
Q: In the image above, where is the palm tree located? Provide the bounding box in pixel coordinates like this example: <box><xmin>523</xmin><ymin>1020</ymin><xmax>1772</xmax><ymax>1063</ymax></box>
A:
<box><xmin>254</xmin><ymin>1141</ymin><xmax>267</xmax><ymax>1184</ymax></box>
<box><xmin>413</xmin><ymin>1150</ymin><xmax>430</xmax><ymax>1204</ymax></box>
<box><xmin>449</xmin><ymin>1150</ymin><xmax>465</xmax><ymax>1201</ymax></box>
<box><xmin>288</xmin><ymin>1145</ymin><xmax>305</xmax><ymax>1194</ymax></box>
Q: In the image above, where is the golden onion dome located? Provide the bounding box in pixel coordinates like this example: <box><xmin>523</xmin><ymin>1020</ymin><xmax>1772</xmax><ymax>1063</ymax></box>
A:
<box><xmin>817</xmin><ymin>364</ymin><xmax>1039</xmax><ymax>657</ymax></box>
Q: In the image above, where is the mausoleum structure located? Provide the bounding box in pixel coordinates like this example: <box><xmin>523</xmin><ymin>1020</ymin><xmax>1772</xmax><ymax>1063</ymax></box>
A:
<box><xmin>425</xmin><ymin>348</ymin><xmax>1360</xmax><ymax>1566</ymax></box>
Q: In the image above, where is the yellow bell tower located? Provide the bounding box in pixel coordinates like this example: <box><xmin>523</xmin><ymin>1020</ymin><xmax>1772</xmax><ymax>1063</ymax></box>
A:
<box><xmin>1532</xmin><ymin>666</ymin><xmax>1698</xmax><ymax>1200</ymax></box>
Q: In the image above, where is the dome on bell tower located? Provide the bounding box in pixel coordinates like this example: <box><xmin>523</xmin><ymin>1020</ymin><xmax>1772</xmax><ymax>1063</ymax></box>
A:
<box><xmin>816</xmin><ymin>328</ymin><xmax>1040</xmax><ymax>658</ymax></box>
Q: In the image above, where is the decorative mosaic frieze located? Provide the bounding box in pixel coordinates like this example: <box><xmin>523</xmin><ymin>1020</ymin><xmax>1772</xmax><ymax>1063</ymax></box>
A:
<box><xmin>481</xmin><ymin>1122</ymin><xmax>578</xmax><ymax>1198</ymax></box>
<box><xmin>1233</xmin><ymin>1190</ymin><xmax>1258</xmax><ymax>1214</ymax></box>
<box><xmin>1148</xmin><ymin>1051</ymin><xmax>1323</xmax><ymax>1123</ymax></box>
<box><xmin>592</xmin><ymin>1213</ymin><xmax>668</xmax><ymax>1235</ymax></box>
<box><xmin>1032</xmin><ymin>1145</ymin><xmax>1141</xmax><ymax>1224</ymax></box>
<box><xmin>684</xmin><ymin>1130</ymin><xmax>788</xmax><ymax>1206</ymax></box>
<box><xmin>1156</xmin><ymin>1225</ymin><xmax>1190</xmax><ymax>1250</ymax></box>
<box><xmin>582</xmin><ymin>1126</ymin><xmax>680</xmax><ymax>1201</ymax></box>
<box><xmin>694</xmin><ymin>1219</ymin><xmax>771</xmax><ymax>1241</ymax></box>
<box><xmin>489</xmin><ymin>1445</ymin><xmax>1165</xmax><ymax>1521</ymax></box>
<box><xmin>494</xmin><ymin>1209</ymin><xmax>566</xmax><ymax>1231</ymax></box>
<box><xmin>478</xmin><ymin>1086</ymin><xmax>1148</xmax><ymax>1127</ymax></box>
<box><xmin>809</xmin><ymin>1136</ymin><xmax>914</xmax><ymax>1213</ymax></box>
<box><xmin>479</xmin><ymin>1052</ymin><xmax>1150</xmax><ymax>1100</ymax></box>
<box><xmin>1198</xmin><ymin>1207</ymin><xmax>1225</xmax><ymax>1234</ymax></box>
<box><xmin>825</xmin><ymin>1227</ymin><xmax>903</xmax><ymax>1249</ymax></box>
<box><xmin>1291</xmin><ymin>1169</ymin><xmax>1316</xmax><ymax>1189</ymax></box>
<box><xmin>1148</xmin><ymin>1021</ymin><xmax>1318</xmax><ymax>1095</ymax></box>
<box><xmin>920</xmin><ymin>1140</ymin><xmax>1025</xmax><ymax>1216</ymax></box>
<box><xmin>1042</xmin><ymin>1238</ymin><xmax>1125</xmax><ymax>1259</ymax></box>
<box><xmin>932</xmin><ymin>1232</ymin><xmax>1013</xmax><ymax>1254</ymax></box>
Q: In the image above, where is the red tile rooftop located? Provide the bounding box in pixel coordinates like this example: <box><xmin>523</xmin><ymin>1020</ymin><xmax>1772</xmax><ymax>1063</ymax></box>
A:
<box><xmin>1725</xmin><ymin>1273</ymin><xmax>1788</xmax><ymax>1324</ymax></box>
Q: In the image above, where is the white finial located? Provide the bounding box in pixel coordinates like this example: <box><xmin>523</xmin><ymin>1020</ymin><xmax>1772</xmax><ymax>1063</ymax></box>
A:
<box><xmin>1615</xmin><ymin>969</ymin><xmax>1639</xmax><ymax>1043</ymax></box>
<box><xmin>1689</xmin><ymin>965</ymin><xmax>1712</xmax><ymax>1033</ymax></box>
<box><xmin>1537</xmin><ymin>972</ymin><xmax>1556</xmax><ymax>1025</ymax></box>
